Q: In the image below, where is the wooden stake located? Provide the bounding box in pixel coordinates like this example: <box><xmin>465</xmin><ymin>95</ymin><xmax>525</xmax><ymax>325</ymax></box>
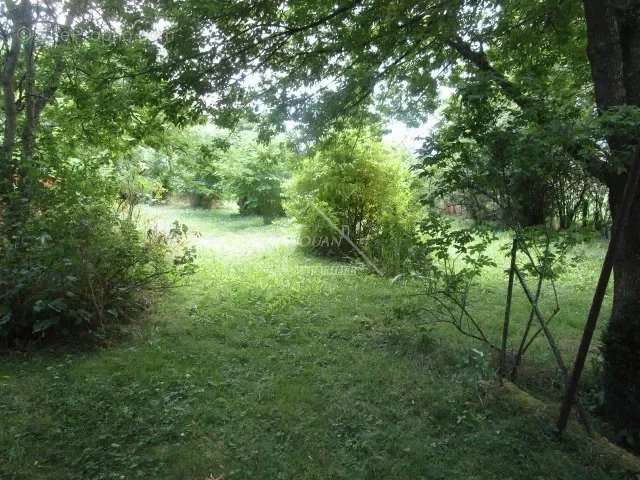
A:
<box><xmin>514</xmin><ymin>270</ymin><xmax>544</xmax><ymax>377</ymax></box>
<box><xmin>500</xmin><ymin>238</ymin><xmax>518</xmax><ymax>379</ymax></box>
<box><xmin>514</xmin><ymin>266</ymin><xmax>592</xmax><ymax>433</ymax></box>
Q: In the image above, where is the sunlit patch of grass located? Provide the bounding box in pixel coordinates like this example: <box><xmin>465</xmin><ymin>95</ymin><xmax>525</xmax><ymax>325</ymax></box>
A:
<box><xmin>140</xmin><ymin>204</ymin><xmax>297</xmax><ymax>257</ymax></box>
<box><xmin>0</xmin><ymin>205</ymin><xmax>622</xmax><ymax>479</ymax></box>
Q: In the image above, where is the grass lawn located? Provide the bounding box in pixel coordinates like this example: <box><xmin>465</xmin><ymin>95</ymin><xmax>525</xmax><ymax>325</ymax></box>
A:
<box><xmin>0</xmin><ymin>205</ymin><xmax>626</xmax><ymax>479</ymax></box>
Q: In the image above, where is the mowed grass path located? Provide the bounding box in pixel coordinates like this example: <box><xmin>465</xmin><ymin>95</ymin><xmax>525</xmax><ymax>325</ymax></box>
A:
<box><xmin>0</xmin><ymin>205</ymin><xmax>623</xmax><ymax>479</ymax></box>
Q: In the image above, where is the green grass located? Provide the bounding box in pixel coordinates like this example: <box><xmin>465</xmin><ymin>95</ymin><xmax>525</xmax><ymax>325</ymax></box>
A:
<box><xmin>0</xmin><ymin>205</ymin><xmax>624</xmax><ymax>479</ymax></box>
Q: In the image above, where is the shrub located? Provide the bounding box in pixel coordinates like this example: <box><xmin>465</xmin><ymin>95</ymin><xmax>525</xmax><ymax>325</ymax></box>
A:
<box><xmin>286</xmin><ymin>128</ymin><xmax>419</xmax><ymax>272</ymax></box>
<box><xmin>149</xmin><ymin>126</ymin><xmax>228</xmax><ymax>208</ymax></box>
<box><xmin>222</xmin><ymin>127</ymin><xmax>291</xmax><ymax>224</ymax></box>
<box><xmin>0</xmin><ymin>164</ymin><xmax>196</xmax><ymax>343</ymax></box>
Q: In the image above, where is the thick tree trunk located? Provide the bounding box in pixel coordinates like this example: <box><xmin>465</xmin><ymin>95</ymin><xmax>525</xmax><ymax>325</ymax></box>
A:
<box><xmin>602</xmin><ymin>178</ymin><xmax>640</xmax><ymax>440</ymax></box>
<box><xmin>583</xmin><ymin>0</ymin><xmax>640</xmax><ymax>442</ymax></box>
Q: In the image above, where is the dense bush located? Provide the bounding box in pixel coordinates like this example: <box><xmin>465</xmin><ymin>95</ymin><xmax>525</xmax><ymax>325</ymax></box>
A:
<box><xmin>0</xmin><ymin>164</ymin><xmax>196</xmax><ymax>343</ymax></box>
<box><xmin>221</xmin><ymin>128</ymin><xmax>291</xmax><ymax>224</ymax></box>
<box><xmin>148</xmin><ymin>126</ymin><xmax>228</xmax><ymax>208</ymax></box>
<box><xmin>286</xmin><ymin>129</ymin><xmax>419</xmax><ymax>272</ymax></box>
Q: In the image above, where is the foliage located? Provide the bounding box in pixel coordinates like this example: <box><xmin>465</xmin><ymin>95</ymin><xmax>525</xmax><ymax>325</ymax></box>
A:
<box><xmin>513</xmin><ymin>228</ymin><xmax>581</xmax><ymax>281</ymax></box>
<box><xmin>0</xmin><ymin>164</ymin><xmax>196</xmax><ymax>342</ymax></box>
<box><xmin>157</xmin><ymin>1</ymin><xmax>588</xmax><ymax>137</ymax></box>
<box><xmin>220</xmin><ymin>127</ymin><xmax>292</xmax><ymax>224</ymax></box>
<box><xmin>406</xmin><ymin>213</ymin><xmax>581</xmax><ymax>379</ymax></box>
<box><xmin>419</xmin><ymin>68</ymin><xmax>602</xmax><ymax>228</ymax></box>
<box><xmin>286</xmin><ymin>128</ymin><xmax>418</xmax><ymax>272</ymax></box>
<box><xmin>136</xmin><ymin>124</ymin><xmax>293</xmax><ymax>221</ymax></box>
<box><xmin>116</xmin><ymin>148</ymin><xmax>169</xmax><ymax>210</ymax></box>
<box><xmin>156</xmin><ymin>125</ymin><xmax>230</xmax><ymax>208</ymax></box>
<box><xmin>0</xmin><ymin>0</ymin><xmax>199</xmax><ymax>342</ymax></box>
<box><xmin>405</xmin><ymin>212</ymin><xmax>499</xmax><ymax>347</ymax></box>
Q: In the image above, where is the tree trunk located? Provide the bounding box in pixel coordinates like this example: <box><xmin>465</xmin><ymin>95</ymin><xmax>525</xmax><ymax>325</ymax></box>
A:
<box><xmin>0</xmin><ymin>1</ymin><xmax>27</xmax><ymax>236</ymax></box>
<box><xmin>583</xmin><ymin>0</ymin><xmax>640</xmax><ymax>442</ymax></box>
<box><xmin>602</xmin><ymin>178</ymin><xmax>640</xmax><ymax>441</ymax></box>
<box><xmin>513</xmin><ymin>177</ymin><xmax>548</xmax><ymax>226</ymax></box>
<box><xmin>0</xmin><ymin>1</ymin><xmax>22</xmax><ymax>193</ymax></box>
<box><xmin>21</xmin><ymin>25</ymin><xmax>37</xmax><ymax>169</ymax></box>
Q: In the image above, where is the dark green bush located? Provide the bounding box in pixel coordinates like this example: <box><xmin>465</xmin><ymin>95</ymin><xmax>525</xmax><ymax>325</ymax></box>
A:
<box><xmin>0</xmin><ymin>168</ymin><xmax>196</xmax><ymax>342</ymax></box>
<box><xmin>222</xmin><ymin>127</ymin><xmax>291</xmax><ymax>224</ymax></box>
<box><xmin>145</xmin><ymin>126</ymin><xmax>227</xmax><ymax>208</ymax></box>
<box><xmin>233</xmin><ymin>145</ymin><xmax>288</xmax><ymax>224</ymax></box>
